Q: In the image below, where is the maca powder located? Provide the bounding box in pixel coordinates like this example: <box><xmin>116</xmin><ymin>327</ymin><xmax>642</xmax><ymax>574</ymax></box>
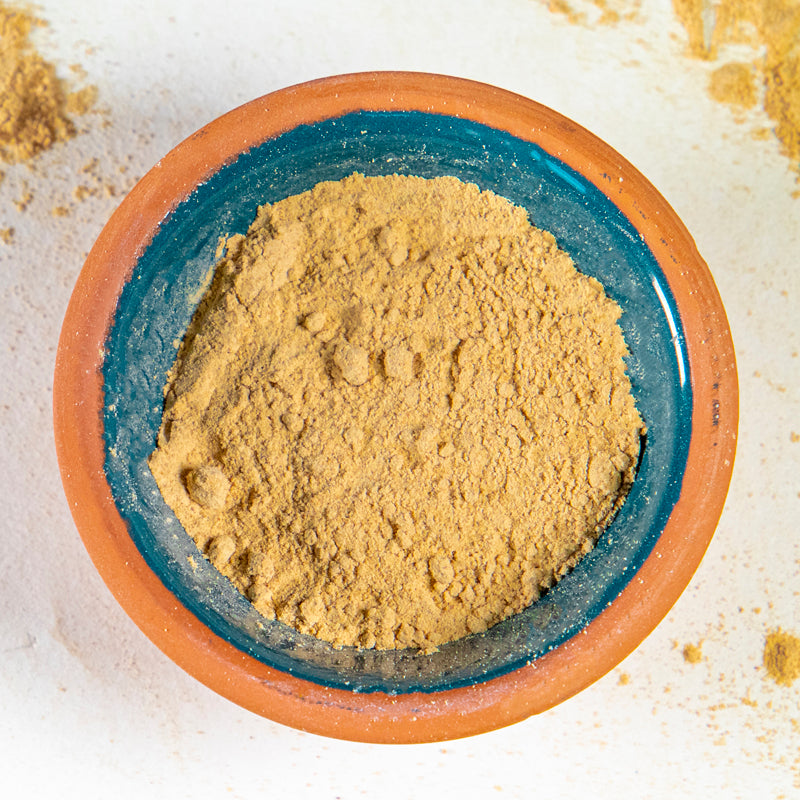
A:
<box><xmin>149</xmin><ymin>172</ymin><xmax>644</xmax><ymax>653</ymax></box>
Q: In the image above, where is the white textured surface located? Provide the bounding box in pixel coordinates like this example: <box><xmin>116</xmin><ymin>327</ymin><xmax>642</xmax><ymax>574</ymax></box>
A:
<box><xmin>1</xmin><ymin>1</ymin><xmax>798</xmax><ymax>797</ymax></box>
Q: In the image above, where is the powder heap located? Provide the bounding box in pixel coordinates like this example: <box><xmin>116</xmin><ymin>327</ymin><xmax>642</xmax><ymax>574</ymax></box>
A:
<box><xmin>763</xmin><ymin>628</ymin><xmax>800</xmax><ymax>686</ymax></box>
<box><xmin>0</xmin><ymin>2</ymin><xmax>95</xmax><ymax>163</ymax></box>
<box><xmin>149</xmin><ymin>173</ymin><xmax>644</xmax><ymax>652</ymax></box>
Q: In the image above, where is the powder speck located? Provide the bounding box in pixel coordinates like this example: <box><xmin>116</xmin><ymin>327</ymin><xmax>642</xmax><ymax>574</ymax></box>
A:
<box><xmin>13</xmin><ymin>188</ymin><xmax>32</xmax><ymax>211</ymax></box>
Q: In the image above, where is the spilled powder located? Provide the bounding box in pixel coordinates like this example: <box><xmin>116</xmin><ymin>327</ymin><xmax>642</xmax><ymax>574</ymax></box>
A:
<box><xmin>548</xmin><ymin>0</ymin><xmax>800</xmax><ymax>184</ymax></box>
<box><xmin>548</xmin><ymin>0</ymin><xmax>642</xmax><ymax>26</ymax></box>
<box><xmin>149</xmin><ymin>173</ymin><xmax>644</xmax><ymax>652</ymax></box>
<box><xmin>708</xmin><ymin>61</ymin><xmax>758</xmax><ymax>109</ymax></box>
<box><xmin>683</xmin><ymin>641</ymin><xmax>704</xmax><ymax>663</ymax></box>
<box><xmin>764</xmin><ymin>628</ymin><xmax>800</xmax><ymax>686</ymax></box>
<box><xmin>672</xmin><ymin>0</ymin><xmax>800</xmax><ymax>174</ymax></box>
<box><xmin>0</xmin><ymin>1</ymin><xmax>96</xmax><ymax>163</ymax></box>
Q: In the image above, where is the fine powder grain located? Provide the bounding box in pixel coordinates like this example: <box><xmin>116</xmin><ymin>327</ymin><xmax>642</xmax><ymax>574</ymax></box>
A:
<box><xmin>149</xmin><ymin>173</ymin><xmax>644</xmax><ymax>652</ymax></box>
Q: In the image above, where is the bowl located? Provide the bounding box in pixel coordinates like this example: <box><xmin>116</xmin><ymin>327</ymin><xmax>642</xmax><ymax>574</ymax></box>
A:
<box><xmin>53</xmin><ymin>72</ymin><xmax>737</xmax><ymax>743</ymax></box>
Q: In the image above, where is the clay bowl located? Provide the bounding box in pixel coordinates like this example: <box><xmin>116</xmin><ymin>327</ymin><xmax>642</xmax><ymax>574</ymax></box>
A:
<box><xmin>53</xmin><ymin>72</ymin><xmax>737</xmax><ymax>743</ymax></box>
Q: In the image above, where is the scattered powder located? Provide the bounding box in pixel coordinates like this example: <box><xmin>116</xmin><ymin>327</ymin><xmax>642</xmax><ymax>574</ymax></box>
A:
<box><xmin>646</xmin><ymin>614</ymin><xmax>800</xmax><ymax>785</ymax></box>
<box><xmin>72</xmin><ymin>184</ymin><xmax>93</xmax><ymax>201</ymax></box>
<box><xmin>0</xmin><ymin>1</ymin><xmax>96</xmax><ymax>164</ymax></box>
<box><xmin>548</xmin><ymin>0</ymin><xmax>642</xmax><ymax>26</ymax></box>
<box><xmin>149</xmin><ymin>172</ymin><xmax>644</xmax><ymax>652</ymax></box>
<box><xmin>618</xmin><ymin>672</ymin><xmax>631</xmax><ymax>685</ymax></box>
<box><xmin>740</xmin><ymin>693</ymin><xmax>758</xmax><ymax>707</ymax></box>
<box><xmin>764</xmin><ymin>629</ymin><xmax>800</xmax><ymax>686</ymax></box>
<box><xmin>64</xmin><ymin>83</ymin><xmax>98</xmax><ymax>116</ymax></box>
<box><xmin>13</xmin><ymin>186</ymin><xmax>32</xmax><ymax>211</ymax></box>
<box><xmin>0</xmin><ymin>225</ymin><xmax>13</xmax><ymax>244</ymax></box>
<box><xmin>68</xmin><ymin>61</ymin><xmax>86</xmax><ymax>79</ymax></box>
<box><xmin>683</xmin><ymin>641</ymin><xmax>704</xmax><ymax>663</ymax></box>
<box><xmin>673</xmin><ymin>0</ymin><xmax>800</xmax><ymax>178</ymax></box>
<box><xmin>548</xmin><ymin>0</ymin><xmax>800</xmax><ymax>184</ymax></box>
<box><xmin>3</xmin><ymin>151</ymin><xmax>136</xmax><ymax>233</ymax></box>
<box><xmin>790</xmin><ymin>431</ymin><xmax>800</xmax><ymax>442</ymax></box>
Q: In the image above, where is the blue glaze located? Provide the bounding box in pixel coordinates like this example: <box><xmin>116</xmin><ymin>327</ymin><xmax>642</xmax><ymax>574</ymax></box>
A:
<box><xmin>103</xmin><ymin>110</ymin><xmax>692</xmax><ymax>694</ymax></box>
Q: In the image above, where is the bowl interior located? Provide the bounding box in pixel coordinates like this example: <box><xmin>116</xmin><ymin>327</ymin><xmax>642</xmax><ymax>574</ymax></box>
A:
<box><xmin>103</xmin><ymin>109</ymin><xmax>692</xmax><ymax>694</ymax></box>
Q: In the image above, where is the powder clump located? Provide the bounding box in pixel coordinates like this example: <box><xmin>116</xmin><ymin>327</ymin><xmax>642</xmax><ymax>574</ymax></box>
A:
<box><xmin>708</xmin><ymin>61</ymin><xmax>758</xmax><ymax>109</ymax></box>
<box><xmin>149</xmin><ymin>173</ymin><xmax>644</xmax><ymax>652</ymax></box>
<box><xmin>683</xmin><ymin>642</ymin><xmax>704</xmax><ymax>663</ymax></box>
<box><xmin>763</xmin><ymin>628</ymin><xmax>800</xmax><ymax>686</ymax></box>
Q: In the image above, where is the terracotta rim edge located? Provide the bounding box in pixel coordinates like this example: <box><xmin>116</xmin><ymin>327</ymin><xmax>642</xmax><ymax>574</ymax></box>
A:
<box><xmin>53</xmin><ymin>72</ymin><xmax>738</xmax><ymax>744</ymax></box>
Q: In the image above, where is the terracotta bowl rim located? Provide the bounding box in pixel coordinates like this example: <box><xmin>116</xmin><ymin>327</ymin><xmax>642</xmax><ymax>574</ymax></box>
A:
<box><xmin>53</xmin><ymin>71</ymin><xmax>738</xmax><ymax>744</ymax></box>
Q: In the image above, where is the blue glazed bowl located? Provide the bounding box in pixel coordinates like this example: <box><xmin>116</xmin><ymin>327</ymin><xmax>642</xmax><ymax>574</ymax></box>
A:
<box><xmin>54</xmin><ymin>72</ymin><xmax>737</xmax><ymax>742</ymax></box>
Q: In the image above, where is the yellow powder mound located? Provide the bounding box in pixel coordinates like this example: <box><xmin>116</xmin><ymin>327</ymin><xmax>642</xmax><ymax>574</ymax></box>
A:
<box><xmin>548</xmin><ymin>0</ymin><xmax>642</xmax><ymax>26</ymax></box>
<box><xmin>674</xmin><ymin>0</ymin><xmax>800</xmax><ymax>173</ymax></box>
<box><xmin>150</xmin><ymin>173</ymin><xmax>644</xmax><ymax>653</ymax></box>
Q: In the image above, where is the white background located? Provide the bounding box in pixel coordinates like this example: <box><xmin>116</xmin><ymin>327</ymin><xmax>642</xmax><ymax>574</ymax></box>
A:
<box><xmin>1</xmin><ymin>1</ymin><xmax>798</xmax><ymax>797</ymax></box>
